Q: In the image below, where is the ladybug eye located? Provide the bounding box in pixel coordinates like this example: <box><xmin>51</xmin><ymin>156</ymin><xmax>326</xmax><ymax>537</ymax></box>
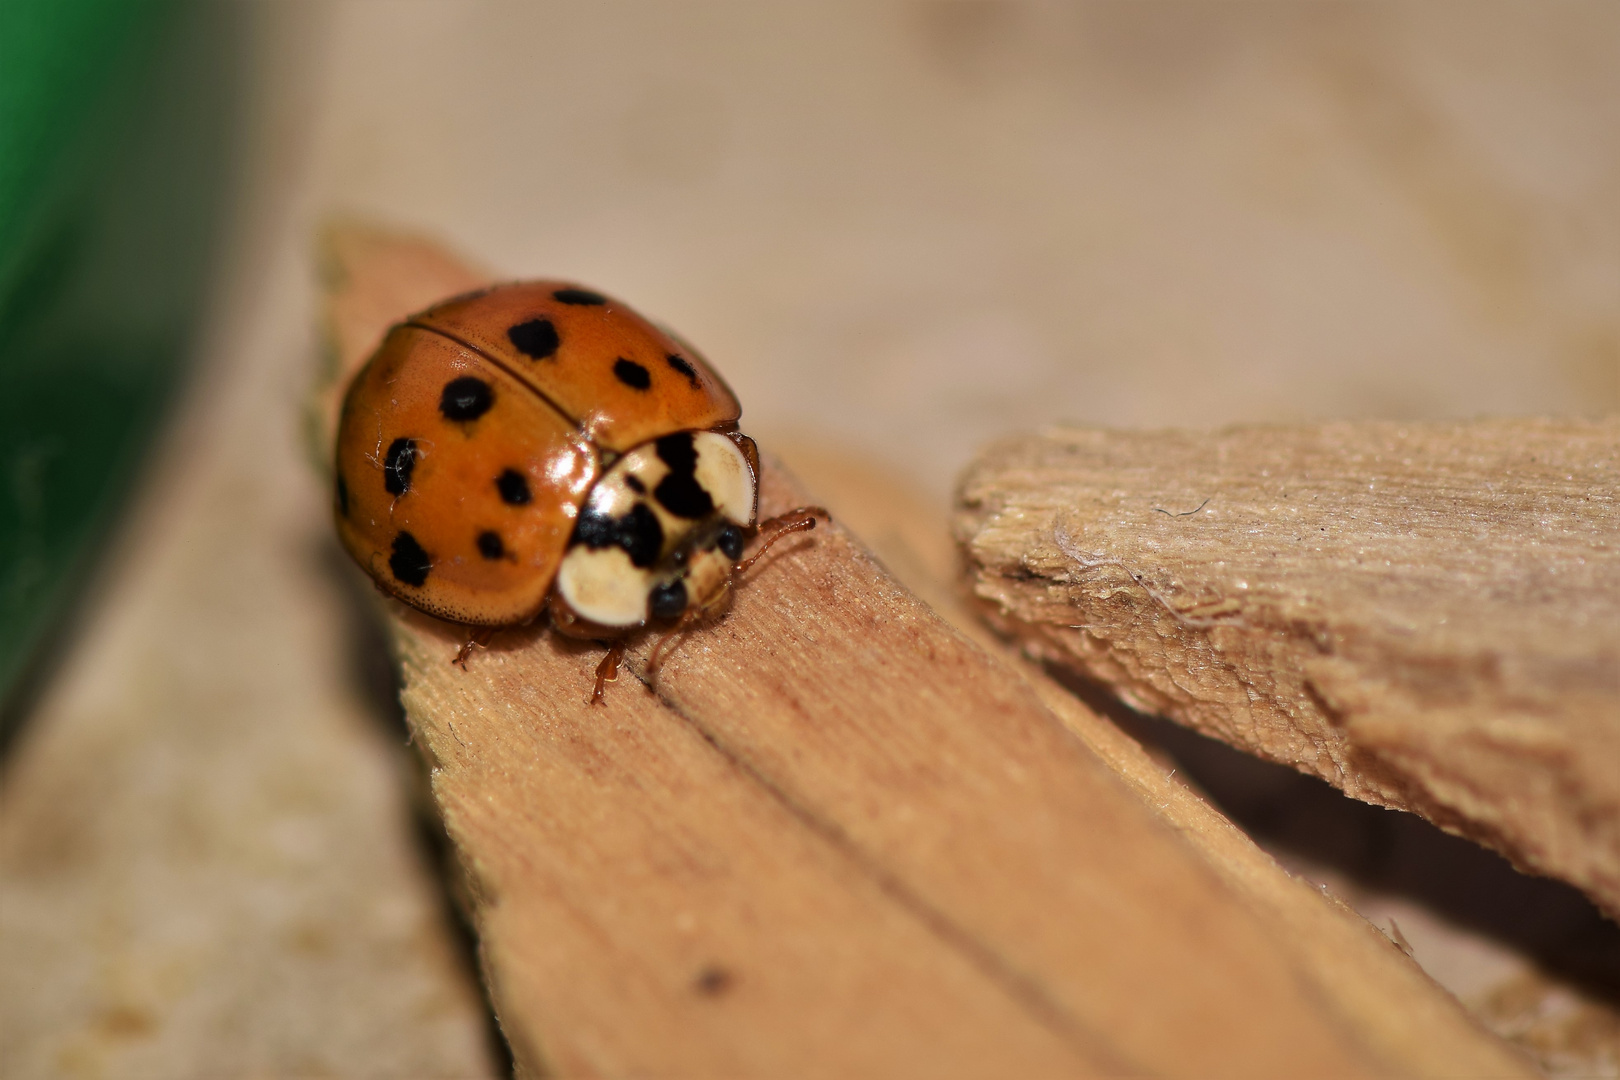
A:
<box><xmin>649</xmin><ymin>578</ymin><xmax>688</xmax><ymax>620</ymax></box>
<box><xmin>718</xmin><ymin>524</ymin><xmax>745</xmax><ymax>562</ymax></box>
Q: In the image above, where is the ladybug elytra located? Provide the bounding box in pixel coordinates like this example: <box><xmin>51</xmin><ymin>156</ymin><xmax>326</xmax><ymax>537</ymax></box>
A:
<box><xmin>334</xmin><ymin>281</ymin><xmax>822</xmax><ymax>701</ymax></box>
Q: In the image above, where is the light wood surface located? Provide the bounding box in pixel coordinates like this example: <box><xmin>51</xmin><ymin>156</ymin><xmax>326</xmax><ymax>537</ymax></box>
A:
<box><xmin>957</xmin><ymin>421</ymin><xmax>1620</xmax><ymax>926</ymax></box>
<box><xmin>318</xmin><ymin>228</ymin><xmax>1535</xmax><ymax>1078</ymax></box>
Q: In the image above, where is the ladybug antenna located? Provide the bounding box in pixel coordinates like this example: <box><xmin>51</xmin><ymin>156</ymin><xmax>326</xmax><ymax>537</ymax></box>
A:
<box><xmin>736</xmin><ymin>506</ymin><xmax>829</xmax><ymax>575</ymax></box>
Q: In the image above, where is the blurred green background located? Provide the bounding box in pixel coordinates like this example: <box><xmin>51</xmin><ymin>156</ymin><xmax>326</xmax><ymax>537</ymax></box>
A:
<box><xmin>0</xmin><ymin>1</ymin><xmax>239</xmax><ymax>722</ymax></box>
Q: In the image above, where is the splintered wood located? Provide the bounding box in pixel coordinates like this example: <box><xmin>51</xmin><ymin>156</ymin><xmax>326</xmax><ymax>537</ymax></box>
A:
<box><xmin>957</xmin><ymin>422</ymin><xmax>1620</xmax><ymax>923</ymax></box>
<box><xmin>317</xmin><ymin>228</ymin><xmax>1532</xmax><ymax>1078</ymax></box>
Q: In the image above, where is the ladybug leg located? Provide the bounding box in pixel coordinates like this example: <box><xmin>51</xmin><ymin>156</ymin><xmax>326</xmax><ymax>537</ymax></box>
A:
<box><xmin>647</xmin><ymin>579</ymin><xmax>736</xmax><ymax>679</ymax></box>
<box><xmin>452</xmin><ymin>627</ymin><xmax>496</xmax><ymax>670</ymax></box>
<box><xmin>647</xmin><ymin>608</ymin><xmax>702</xmax><ymax>679</ymax></box>
<box><xmin>737</xmin><ymin>506</ymin><xmax>829</xmax><ymax>575</ymax></box>
<box><xmin>591</xmin><ymin>640</ymin><xmax>627</xmax><ymax>706</ymax></box>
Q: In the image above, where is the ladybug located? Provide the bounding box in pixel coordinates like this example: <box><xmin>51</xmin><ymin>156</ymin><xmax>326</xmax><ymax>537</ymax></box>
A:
<box><xmin>334</xmin><ymin>281</ymin><xmax>823</xmax><ymax>702</ymax></box>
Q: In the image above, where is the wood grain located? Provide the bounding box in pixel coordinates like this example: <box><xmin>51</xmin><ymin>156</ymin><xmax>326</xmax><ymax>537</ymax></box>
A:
<box><xmin>317</xmin><ymin>229</ymin><xmax>1534</xmax><ymax>1078</ymax></box>
<box><xmin>957</xmin><ymin>421</ymin><xmax>1620</xmax><ymax>922</ymax></box>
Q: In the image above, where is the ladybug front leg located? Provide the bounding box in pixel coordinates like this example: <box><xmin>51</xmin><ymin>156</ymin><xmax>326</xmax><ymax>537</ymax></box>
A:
<box><xmin>647</xmin><ymin>606</ymin><xmax>705</xmax><ymax>679</ymax></box>
<box><xmin>591</xmin><ymin>640</ymin><xmax>628</xmax><ymax>706</ymax></box>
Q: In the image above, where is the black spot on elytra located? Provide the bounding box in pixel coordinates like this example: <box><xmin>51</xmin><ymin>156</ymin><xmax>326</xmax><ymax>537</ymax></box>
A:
<box><xmin>476</xmin><ymin>530</ymin><xmax>505</xmax><ymax>560</ymax></box>
<box><xmin>390</xmin><ymin>531</ymin><xmax>431</xmax><ymax>586</ymax></box>
<box><xmin>440</xmin><ymin>376</ymin><xmax>493</xmax><ymax>421</ymax></box>
<box><xmin>572</xmin><ymin>502</ymin><xmax>664</xmax><ymax>569</ymax></box>
<box><xmin>718</xmin><ymin>523</ymin><xmax>745</xmax><ymax>562</ymax></box>
<box><xmin>613</xmin><ymin>357</ymin><xmax>651</xmax><ymax>390</ymax></box>
<box><xmin>653</xmin><ymin>431</ymin><xmax>714</xmax><ymax>518</ymax></box>
<box><xmin>384</xmin><ymin>437</ymin><xmax>417</xmax><ymax>495</ymax></box>
<box><xmin>335</xmin><ymin>473</ymin><xmax>349</xmax><ymax>517</ymax></box>
<box><xmin>496</xmin><ymin>469</ymin><xmax>532</xmax><ymax>506</ymax></box>
<box><xmin>553</xmin><ymin>287</ymin><xmax>606</xmax><ymax>305</ymax></box>
<box><xmin>625</xmin><ymin>474</ymin><xmax>646</xmax><ymax>494</ymax></box>
<box><xmin>508</xmin><ymin>318</ymin><xmax>559</xmax><ymax>359</ymax></box>
<box><xmin>650</xmin><ymin>578</ymin><xmax>688</xmax><ymax>620</ymax></box>
<box><xmin>666</xmin><ymin>354</ymin><xmax>700</xmax><ymax>387</ymax></box>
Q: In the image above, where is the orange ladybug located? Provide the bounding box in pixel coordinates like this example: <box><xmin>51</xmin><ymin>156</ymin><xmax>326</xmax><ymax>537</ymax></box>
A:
<box><xmin>334</xmin><ymin>282</ymin><xmax>822</xmax><ymax>702</ymax></box>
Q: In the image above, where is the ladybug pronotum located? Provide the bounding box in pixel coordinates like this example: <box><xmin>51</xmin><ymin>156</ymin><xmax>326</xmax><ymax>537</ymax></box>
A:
<box><xmin>334</xmin><ymin>281</ymin><xmax>823</xmax><ymax>702</ymax></box>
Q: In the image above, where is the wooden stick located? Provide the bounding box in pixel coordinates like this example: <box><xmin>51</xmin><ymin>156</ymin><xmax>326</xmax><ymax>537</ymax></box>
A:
<box><xmin>316</xmin><ymin>228</ymin><xmax>1532</xmax><ymax>1078</ymax></box>
<box><xmin>957</xmin><ymin>421</ymin><xmax>1620</xmax><ymax>922</ymax></box>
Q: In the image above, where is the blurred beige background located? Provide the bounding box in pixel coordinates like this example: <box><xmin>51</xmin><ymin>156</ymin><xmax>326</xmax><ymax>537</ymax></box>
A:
<box><xmin>3</xmin><ymin>3</ymin><xmax>1617</xmax><ymax>1076</ymax></box>
<box><xmin>288</xmin><ymin>1</ymin><xmax>1617</xmax><ymax>498</ymax></box>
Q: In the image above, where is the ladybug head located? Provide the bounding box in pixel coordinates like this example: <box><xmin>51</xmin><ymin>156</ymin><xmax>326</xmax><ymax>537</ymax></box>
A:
<box><xmin>553</xmin><ymin>431</ymin><xmax>756</xmax><ymax>629</ymax></box>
